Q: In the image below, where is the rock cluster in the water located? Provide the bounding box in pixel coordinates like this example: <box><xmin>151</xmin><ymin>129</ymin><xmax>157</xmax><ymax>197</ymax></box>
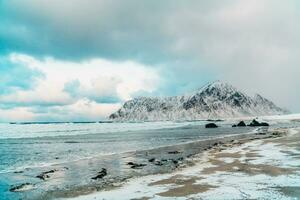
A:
<box><xmin>232</xmin><ymin>121</ymin><xmax>246</xmax><ymax>127</ymax></box>
<box><xmin>248</xmin><ymin>119</ymin><xmax>269</xmax><ymax>127</ymax></box>
<box><xmin>238</xmin><ymin>121</ymin><xmax>246</xmax><ymax>127</ymax></box>
<box><xmin>205</xmin><ymin>123</ymin><xmax>218</xmax><ymax>128</ymax></box>
<box><xmin>232</xmin><ymin>119</ymin><xmax>269</xmax><ymax>127</ymax></box>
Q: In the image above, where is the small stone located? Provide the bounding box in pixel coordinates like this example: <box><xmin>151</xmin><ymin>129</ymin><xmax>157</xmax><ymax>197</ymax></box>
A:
<box><xmin>168</xmin><ymin>151</ymin><xmax>180</xmax><ymax>154</ymax></box>
<box><xmin>36</xmin><ymin>169</ymin><xmax>57</xmax><ymax>180</ymax></box>
<box><xmin>9</xmin><ymin>183</ymin><xmax>34</xmax><ymax>192</ymax></box>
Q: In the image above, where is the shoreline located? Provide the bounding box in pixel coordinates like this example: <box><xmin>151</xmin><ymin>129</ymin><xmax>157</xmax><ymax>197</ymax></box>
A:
<box><xmin>28</xmin><ymin>128</ymin><xmax>284</xmax><ymax>199</ymax></box>
<box><xmin>5</xmin><ymin>127</ymin><xmax>282</xmax><ymax>200</ymax></box>
<box><xmin>62</xmin><ymin>127</ymin><xmax>300</xmax><ymax>200</ymax></box>
<box><xmin>0</xmin><ymin>127</ymin><xmax>256</xmax><ymax>175</ymax></box>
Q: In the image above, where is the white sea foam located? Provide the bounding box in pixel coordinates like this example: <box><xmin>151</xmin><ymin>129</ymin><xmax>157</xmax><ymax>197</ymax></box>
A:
<box><xmin>0</xmin><ymin>121</ymin><xmax>208</xmax><ymax>139</ymax></box>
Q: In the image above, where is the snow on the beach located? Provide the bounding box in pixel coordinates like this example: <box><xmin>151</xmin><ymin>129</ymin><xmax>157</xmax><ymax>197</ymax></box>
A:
<box><xmin>62</xmin><ymin>129</ymin><xmax>300</xmax><ymax>200</ymax></box>
<box><xmin>193</xmin><ymin>173</ymin><xmax>300</xmax><ymax>200</ymax></box>
<box><xmin>192</xmin><ymin>129</ymin><xmax>300</xmax><ymax>200</ymax></box>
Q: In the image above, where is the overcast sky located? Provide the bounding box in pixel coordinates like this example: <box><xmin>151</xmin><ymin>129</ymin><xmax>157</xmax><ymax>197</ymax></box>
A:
<box><xmin>0</xmin><ymin>0</ymin><xmax>299</xmax><ymax>121</ymax></box>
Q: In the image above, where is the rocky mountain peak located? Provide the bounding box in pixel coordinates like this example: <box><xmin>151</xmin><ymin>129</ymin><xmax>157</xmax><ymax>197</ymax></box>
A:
<box><xmin>109</xmin><ymin>81</ymin><xmax>289</xmax><ymax>121</ymax></box>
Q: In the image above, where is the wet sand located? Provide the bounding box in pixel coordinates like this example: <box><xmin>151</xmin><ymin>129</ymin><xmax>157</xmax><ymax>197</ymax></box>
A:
<box><xmin>64</xmin><ymin>127</ymin><xmax>300</xmax><ymax>200</ymax></box>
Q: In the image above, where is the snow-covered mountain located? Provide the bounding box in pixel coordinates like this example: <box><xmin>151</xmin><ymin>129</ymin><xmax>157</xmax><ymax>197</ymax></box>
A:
<box><xmin>109</xmin><ymin>81</ymin><xmax>289</xmax><ymax>121</ymax></box>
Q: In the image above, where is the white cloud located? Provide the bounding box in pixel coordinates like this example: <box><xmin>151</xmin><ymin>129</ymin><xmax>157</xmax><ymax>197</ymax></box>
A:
<box><xmin>0</xmin><ymin>53</ymin><xmax>160</xmax><ymax>121</ymax></box>
<box><xmin>10</xmin><ymin>53</ymin><xmax>160</xmax><ymax>100</ymax></box>
<box><xmin>0</xmin><ymin>107</ymin><xmax>36</xmax><ymax>122</ymax></box>
<box><xmin>57</xmin><ymin>98</ymin><xmax>121</xmax><ymax>121</ymax></box>
<box><xmin>30</xmin><ymin>99</ymin><xmax>122</xmax><ymax>122</ymax></box>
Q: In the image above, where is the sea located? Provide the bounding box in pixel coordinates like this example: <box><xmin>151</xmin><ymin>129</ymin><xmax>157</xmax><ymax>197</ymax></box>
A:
<box><xmin>0</xmin><ymin>121</ymin><xmax>253</xmax><ymax>174</ymax></box>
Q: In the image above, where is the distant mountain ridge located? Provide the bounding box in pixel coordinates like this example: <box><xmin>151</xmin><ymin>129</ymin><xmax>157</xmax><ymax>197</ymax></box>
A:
<box><xmin>109</xmin><ymin>81</ymin><xmax>289</xmax><ymax>121</ymax></box>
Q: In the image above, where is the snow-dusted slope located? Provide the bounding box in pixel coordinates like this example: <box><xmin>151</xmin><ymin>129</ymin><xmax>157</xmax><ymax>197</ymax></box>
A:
<box><xmin>109</xmin><ymin>81</ymin><xmax>289</xmax><ymax>121</ymax></box>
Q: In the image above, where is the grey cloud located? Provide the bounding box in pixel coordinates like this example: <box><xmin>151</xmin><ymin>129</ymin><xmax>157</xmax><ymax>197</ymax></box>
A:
<box><xmin>0</xmin><ymin>55</ymin><xmax>44</xmax><ymax>94</ymax></box>
<box><xmin>1</xmin><ymin>0</ymin><xmax>300</xmax><ymax>111</ymax></box>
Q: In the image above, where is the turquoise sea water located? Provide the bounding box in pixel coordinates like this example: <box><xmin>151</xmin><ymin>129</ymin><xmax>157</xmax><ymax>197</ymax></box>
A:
<box><xmin>0</xmin><ymin>121</ymin><xmax>249</xmax><ymax>174</ymax></box>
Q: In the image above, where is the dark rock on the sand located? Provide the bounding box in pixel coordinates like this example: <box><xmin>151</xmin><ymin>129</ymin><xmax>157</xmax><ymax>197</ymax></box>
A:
<box><xmin>127</xmin><ymin>162</ymin><xmax>135</xmax><ymax>166</ymax></box>
<box><xmin>148</xmin><ymin>158</ymin><xmax>156</xmax><ymax>162</ymax></box>
<box><xmin>205</xmin><ymin>123</ymin><xmax>218</xmax><ymax>128</ymax></box>
<box><xmin>36</xmin><ymin>169</ymin><xmax>57</xmax><ymax>180</ymax></box>
<box><xmin>127</xmin><ymin>162</ymin><xmax>147</xmax><ymax>169</ymax></box>
<box><xmin>36</xmin><ymin>174</ymin><xmax>50</xmax><ymax>181</ymax></box>
<box><xmin>248</xmin><ymin>119</ymin><xmax>269</xmax><ymax>127</ymax></box>
<box><xmin>256</xmin><ymin>132</ymin><xmax>267</xmax><ymax>135</ymax></box>
<box><xmin>154</xmin><ymin>160</ymin><xmax>164</xmax><ymax>166</ymax></box>
<box><xmin>172</xmin><ymin>160</ymin><xmax>178</xmax><ymax>164</ymax></box>
<box><xmin>168</xmin><ymin>150</ymin><xmax>181</xmax><ymax>154</ymax></box>
<box><xmin>213</xmin><ymin>142</ymin><xmax>219</xmax><ymax>146</ymax></box>
<box><xmin>91</xmin><ymin>168</ymin><xmax>107</xmax><ymax>180</ymax></box>
<box><xmin>13</xmin><ymin>171</ymin><xmax>24</xmax><ymax>174</ymax></box>
<box><xmin>10</xmin><ymin>183</ymin><xmax>33</xmax><ymax>192</ymax></box>
<box><xmin>131</xmin><ymin>164</ymin><xmax>147</xmax><ymax>169</ymax></box>
<box><xmin>232</xmin><ymin>124</ymin><xmax>237</xmax><ymax>127</ymax></box>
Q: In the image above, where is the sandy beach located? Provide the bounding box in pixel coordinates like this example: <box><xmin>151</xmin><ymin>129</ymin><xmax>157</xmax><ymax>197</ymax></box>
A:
<box><xmin>62</xmin><ymin>127</ymin><xmax>300</xmax><ymax>200</ymax></box>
